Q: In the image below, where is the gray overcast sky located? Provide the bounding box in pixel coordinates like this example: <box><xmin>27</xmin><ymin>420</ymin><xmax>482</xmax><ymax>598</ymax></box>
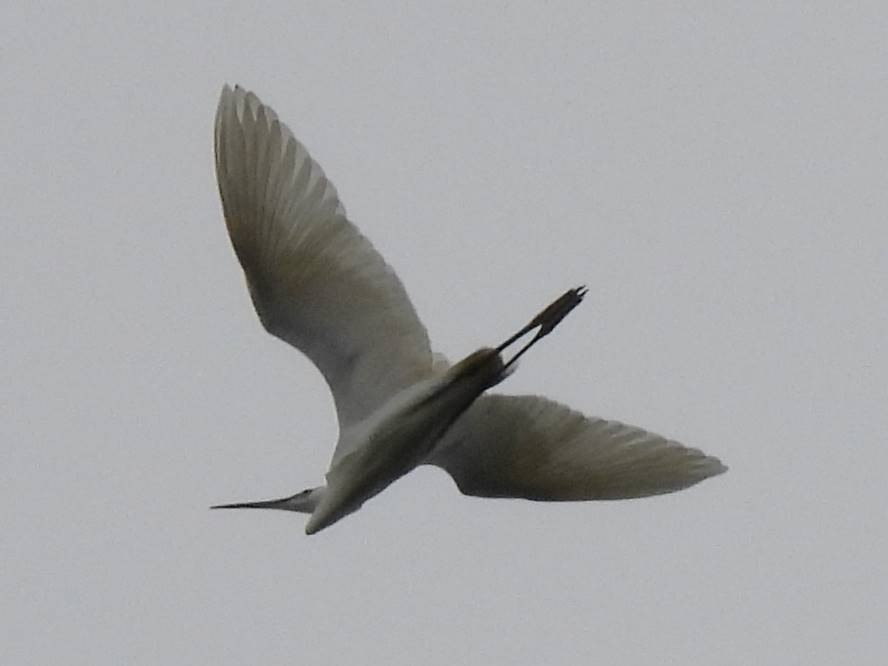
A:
<box><xmin>3</xmin><ymin>2</ymin><xmax>886</xmax><ymax>664</ymax></box>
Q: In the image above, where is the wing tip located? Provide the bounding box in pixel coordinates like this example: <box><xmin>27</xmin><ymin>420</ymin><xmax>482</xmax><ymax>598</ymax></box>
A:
<box><xmin>708</xmin><ymin>457</ymin><xmax>729</xmax><ymax>477</ymax></box>
<box><xmin>216</xmin><ymin>83</ymin><xmax>264</xmax><ymax>123</ymax></box>
<box><xmin>217</xmin><ymin>82</ymin><xmax>236</xmax><ymax>109</ymax></box>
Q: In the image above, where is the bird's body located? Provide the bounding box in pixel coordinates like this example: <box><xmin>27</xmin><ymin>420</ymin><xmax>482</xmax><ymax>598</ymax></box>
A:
<box><xmin>212</xmin><ymin>85</ymin><xmax>726</xmax><ymax>535</ymax></box>
<box><xmin>308</xmin><ymin>348</ymin><xmax>509</xmax><ymax>533</ymax></box>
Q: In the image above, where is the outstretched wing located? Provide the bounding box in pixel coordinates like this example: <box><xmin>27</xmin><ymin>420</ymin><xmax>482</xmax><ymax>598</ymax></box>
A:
<box><xmin>215</xmin><ymin>85</ymin><xmax>435</xmax><ymax>429</ymax></box>
<box><xmin>427</xmin><ymin>394</ymin><xmax>726</xmax><ymax>500</ymax></box>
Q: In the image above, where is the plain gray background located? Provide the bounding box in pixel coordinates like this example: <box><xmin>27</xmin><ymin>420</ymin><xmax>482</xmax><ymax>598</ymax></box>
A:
<box><xmin>3</xmin><ymin>2</ymin><xmax>886</xmax><ymax>664</ymax></box>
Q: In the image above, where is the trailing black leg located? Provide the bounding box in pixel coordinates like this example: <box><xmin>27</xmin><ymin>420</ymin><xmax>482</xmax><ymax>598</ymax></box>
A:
<box><xmin>496</xmin><ymin>286</ymin><xmax>587</xmax><ymax>368</ymax></box>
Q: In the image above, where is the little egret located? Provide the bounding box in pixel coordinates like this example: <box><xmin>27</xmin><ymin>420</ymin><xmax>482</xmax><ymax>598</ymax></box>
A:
<box><xmin>211</xmin><ymin>85</ymin><xmax>726</xmax><ymax>535</ymax></box>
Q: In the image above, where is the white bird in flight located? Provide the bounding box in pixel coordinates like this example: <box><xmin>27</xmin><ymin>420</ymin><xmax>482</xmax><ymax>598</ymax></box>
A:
<box><xmin>211</xmin><ymin>85</ymin><xmax>726</xmax><ymax>535</ymax></box>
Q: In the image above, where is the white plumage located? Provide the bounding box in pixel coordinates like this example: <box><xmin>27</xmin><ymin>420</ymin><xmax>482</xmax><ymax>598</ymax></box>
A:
<box><xmin>211</xmin><ymin>85</ymin><xmax>726</xmax><ymax>535</ymax></box>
